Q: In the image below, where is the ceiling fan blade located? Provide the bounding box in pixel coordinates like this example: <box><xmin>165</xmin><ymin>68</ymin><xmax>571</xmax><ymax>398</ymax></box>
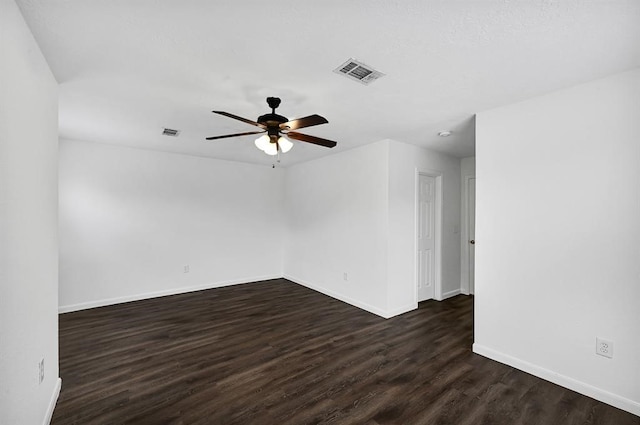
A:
<box><xmin>287</xmin><ymin>132</ymin><xmax>337</xmax><ymax>148</ymax></box>
<box><xmin>206</xmin><ymin>130</ymin><xmax>265</xmax><ymax>140</ymax></box>
<box><xmin>281</xmin><ymin>114</ymin><xmax>328</xmax><ymax>131</ymax></box>
<box><xmin>212</xmin><ymin>111</ymin><xmax>267</xmax><ymax>129</ymax></box>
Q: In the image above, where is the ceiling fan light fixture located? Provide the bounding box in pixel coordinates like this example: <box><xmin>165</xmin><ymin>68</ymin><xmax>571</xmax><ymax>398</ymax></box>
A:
<box><xmin>278</xmin><ymin>136</ymin><xmax>293</xmax><ymax>153</ymax></box>
<box><xmin>254</xmin><ymin>134</ymin><xmax>271</xmax><ymax>151</ymax></box>
<box><xmin>263</xmin><ymin>142</ymin><xmax>278</xmax><ymax>156</ymax></box>
<box><xmin>255</xmin><ymin>134</ymin><xmax>293</xmax><ymax>155</ymax></box>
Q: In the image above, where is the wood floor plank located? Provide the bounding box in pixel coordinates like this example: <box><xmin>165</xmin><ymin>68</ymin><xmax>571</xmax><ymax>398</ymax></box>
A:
<box><xmin>52</xmin><ymin>279</ymin><xmax>639</xmax><ymax>425</ymax></box>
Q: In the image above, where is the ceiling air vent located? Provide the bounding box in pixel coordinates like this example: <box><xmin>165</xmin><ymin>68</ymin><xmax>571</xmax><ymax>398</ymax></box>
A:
<box><xmin>333</xmin><ymin>58</ymin><xmax>384</xmax><ymax>85</ymax></box>
<box><xmin>162</xmin><ymin>128</ymin><xmax>180</xmax><ymax>137</ymax></box>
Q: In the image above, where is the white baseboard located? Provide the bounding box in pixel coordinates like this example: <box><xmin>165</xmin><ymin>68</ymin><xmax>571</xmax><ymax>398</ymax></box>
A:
<box><xmin>384</xmin><ymin>302</ymin><xmax>418</xmax><ymax>318</ymax></box>
<box><xmin>440</xmin><ymin>288</ymin><xmax>462</xmax><ymax>300</ymax></box>
<box><xmin>43</xmin><ymin>377</ymin><xmax>61</xmax><ymax>425</ymax></box>
<box><xmin>284</xmin><ymin>274</ymin><xmax>415</xmax><ymax>319</ymax></box>
<box><xmin>473</xmin><ymin>344</ymin><xmax>640</xmax><ymax>417</ymax></box>
<box><xmin>58</xmin><ymin>275</ymin><xmax>282</xmax><ymax>313</ymax></box>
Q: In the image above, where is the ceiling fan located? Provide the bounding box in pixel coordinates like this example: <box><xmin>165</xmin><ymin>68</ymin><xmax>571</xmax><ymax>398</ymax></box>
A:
<box><xmin>206</xmin><ymin>97</ymin><xmax>337</xmax><ymax>156</ymax></box>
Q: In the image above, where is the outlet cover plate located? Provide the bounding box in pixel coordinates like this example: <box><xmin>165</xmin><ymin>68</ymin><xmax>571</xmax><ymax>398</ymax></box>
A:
<box><xmin>596</xmin><ymin>337</ymin><xmax>613</xmax><ymax>358</ymax></box>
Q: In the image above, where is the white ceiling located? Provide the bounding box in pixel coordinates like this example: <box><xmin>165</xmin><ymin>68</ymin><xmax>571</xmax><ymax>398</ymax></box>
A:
<box><xmin>16</xmin><ymin>0</ymin><xmax>640</xmax><ymax>167</ymax></box>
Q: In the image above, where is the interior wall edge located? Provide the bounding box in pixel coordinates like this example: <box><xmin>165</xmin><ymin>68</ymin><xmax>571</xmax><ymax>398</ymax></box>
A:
<box><xmin>383</xmin><ymin>302</ymin><xmax>418</xmax><ymax>319</ymax></box>
<box><xmin>284</xmin><ymin>274</ymin><xmax>415</xmax><ymax>319</ymax></box>
<box><xmin>43</xmin><ymin>378</ymin><xmax>62</xmax><ymax>425</ymax></box>
<box><xmin>473</xmin><ymin>343</ymin><xmax>640</xmax><ymax>417</ymax></box>
<box><xmin>441</xmin><ymin>288</ymin><xmax>462</xmax><ymax>300</ymax></box>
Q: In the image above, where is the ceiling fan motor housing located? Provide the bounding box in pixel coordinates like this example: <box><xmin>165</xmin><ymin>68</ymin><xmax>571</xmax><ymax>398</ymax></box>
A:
<box><xmin>257</xmin><ymin>113</ymin><xmax>288</xmax><ymax>126</ymax></box>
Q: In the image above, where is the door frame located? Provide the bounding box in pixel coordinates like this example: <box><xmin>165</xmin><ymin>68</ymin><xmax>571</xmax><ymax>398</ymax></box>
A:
<box><xmin>415</xmin><ymin>170</ymin><xmax>443</xmax><ymax>302</ymax></box>
<box><xmin>461</xmin><ymin>175</ymin><xmax>475</xmax><ymax>295</ymax></box>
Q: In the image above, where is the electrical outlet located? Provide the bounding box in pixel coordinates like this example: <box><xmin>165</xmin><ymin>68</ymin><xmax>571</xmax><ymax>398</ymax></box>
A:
<box><xmin>38</xmin><ymin>358</ymin><xmax>45</xmax><ymax>384</ymax></box>
<box><xmin>596</xmin><ymin>337</ymin><xmax>613</xmax><ymax>358</ymax></box>
<box><xmin>343</xmin><ymin>272</ymin><xmax>348</xmax><ymax>281</ymax></box>
<box><xmin>184</xmin><ymin>265</ymin><xmax>190</xmax><ymax>273</ymax></box>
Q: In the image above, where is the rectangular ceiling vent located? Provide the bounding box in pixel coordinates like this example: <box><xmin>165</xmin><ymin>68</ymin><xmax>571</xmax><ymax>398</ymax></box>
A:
<box><xmin>162</xmin><ymin>128</ymin><xmax>180</xmax><ymax>137</ymax></box>
<box><xmin>334</xmin><ymin>58</ymin><xmax>384</xmax><ymax>85</ymax></box>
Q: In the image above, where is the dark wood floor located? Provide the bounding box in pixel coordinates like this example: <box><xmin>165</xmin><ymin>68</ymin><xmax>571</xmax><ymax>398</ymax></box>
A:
<box><xmin>53</xmin><ymin>279</ymin><xmax>639</xmax><ymax>425</ymax></box>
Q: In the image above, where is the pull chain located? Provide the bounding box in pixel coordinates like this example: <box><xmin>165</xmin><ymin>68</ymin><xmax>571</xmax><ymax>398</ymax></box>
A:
<box><xmin>272</xmin><ymin>149</ymin><xmax>281</xmax><ymax>168</ymax></box>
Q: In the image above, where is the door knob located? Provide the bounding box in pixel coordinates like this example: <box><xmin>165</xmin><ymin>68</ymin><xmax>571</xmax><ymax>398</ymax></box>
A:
<box><xmin>470</xmin><ymin>240</ymin><xmax>475</xmax><ymax>244</ymax></box>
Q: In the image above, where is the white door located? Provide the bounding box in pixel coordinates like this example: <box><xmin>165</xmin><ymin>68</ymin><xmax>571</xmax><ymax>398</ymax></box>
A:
<box><xmin>417</xmin><ymin>174</ymin><xmax>436</xmax><ymax>301</ymax></box>
<box><xmin>468</xmin><ymin>178</ymin><xmax>476</xmax><ymax>294</ymax></box>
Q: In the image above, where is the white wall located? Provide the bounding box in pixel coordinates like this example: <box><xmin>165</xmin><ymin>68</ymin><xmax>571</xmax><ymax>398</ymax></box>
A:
<box><xmin>460</xmin><ymin>157</ymin><xmax>475</xmax><ymax>177</ymax></box>
<box><xmin>388</xmin><ymin>141</ymin><xmax>462</xmax><ymax>310</ymax></box>
<box><xmin>284</xmin><ymin>141</ymin><xmax>391</xmax><ymax>316</ymax></box>
<box><xmin>475</xmin><ymin>69</ymin><xmax>640</xmax><ymax>415</ymax></box>
<box><xmin>59</xmin><ymin>139</ymin><xmax>285</xmax><ymax>311</ymax></box>
<box><xmin>0</xmin><ymin>0</ymin><xmax>61</xmax><ymax>423</ymax></box>
<box><xmin>284</xmin><ymin>140</ymin><xmax>462</xmax><ymax>317</ymax></box>
<box><xmin>62</xmin><ymin>138</ymin><xmax>463</xmax><ymax>318</ymax></box>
